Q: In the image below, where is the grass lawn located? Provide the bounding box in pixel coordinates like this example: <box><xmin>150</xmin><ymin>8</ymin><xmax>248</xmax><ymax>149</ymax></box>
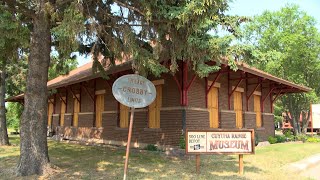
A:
<box><xmin>1</xmin><ymin>135</ymin><xmax>320</xmax><ymax>180</ymax></box>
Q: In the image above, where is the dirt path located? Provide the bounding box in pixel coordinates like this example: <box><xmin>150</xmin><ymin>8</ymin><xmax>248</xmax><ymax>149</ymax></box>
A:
<box><xmin>301</xmin><ymin>163</ymin><xmax>320</xmax><ymax>180</ymax></box>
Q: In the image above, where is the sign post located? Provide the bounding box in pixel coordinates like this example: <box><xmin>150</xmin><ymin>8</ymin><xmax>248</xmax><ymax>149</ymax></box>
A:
<box><xmin>186</xmin><ymin>129</ymin><xmax>254</xmax><ymax>174</ymax></box>
<box><xmin>112</xmin><ymin>74</ymin><xmax>156</xmax><ymax>180</ymax></box>
<box><xmin>123</xmin><ymin>107</ymin><xmax>134</xmax><ymax>180</ymax></box>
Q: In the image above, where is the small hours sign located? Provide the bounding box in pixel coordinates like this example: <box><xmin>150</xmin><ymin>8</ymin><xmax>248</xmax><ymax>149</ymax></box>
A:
<box><xmin>112</xmin><ymin>74</ymin><xmax>156</xmax><ymax>108</ymax></box>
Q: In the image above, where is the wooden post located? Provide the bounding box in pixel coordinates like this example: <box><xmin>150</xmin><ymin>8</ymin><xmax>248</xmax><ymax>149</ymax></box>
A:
<box><xmin>239</xmin><ymin>154</ymin><xmax>244</xmax><ymax>175</ymax></box>
<box><xmin>196</xmin><ymin>154</ymin><xmax>200</xmax><ymax>174</ymax></box>
<box><xmin>123</xmin><ymin>107</ymin><xmax>135</xmax><ymax>180</ymax></box>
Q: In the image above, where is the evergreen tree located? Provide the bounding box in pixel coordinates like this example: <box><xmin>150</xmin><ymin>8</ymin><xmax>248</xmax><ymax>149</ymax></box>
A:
<box><xmin>1</xmin><ymin>0</ymin><xmax>248</xmax><ymax>175</ymax></box>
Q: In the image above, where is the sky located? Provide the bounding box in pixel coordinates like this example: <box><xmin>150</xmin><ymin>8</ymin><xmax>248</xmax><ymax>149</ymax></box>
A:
<box><xmin>76</xmin><ymin>0</ymin><xmax>320</xmax><ymax>67</ymax></box>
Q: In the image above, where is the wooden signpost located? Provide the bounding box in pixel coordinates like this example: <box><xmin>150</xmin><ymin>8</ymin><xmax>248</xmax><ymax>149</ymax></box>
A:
<box><xmin>186</xmin><ymin>129</ymin><xmax>255</xmax><ymax>175</ymax></box>
<box><xmin>112</xmin><ymin>74</ymin><xmax>156</xmax><ymax>180</ymax></box>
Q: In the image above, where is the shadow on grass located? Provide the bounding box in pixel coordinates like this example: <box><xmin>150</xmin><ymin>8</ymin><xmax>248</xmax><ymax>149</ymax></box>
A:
<box><xmin>1</xmin><ymin>138</ymin><xmax>263</xmax><ymax>179</ymax></box>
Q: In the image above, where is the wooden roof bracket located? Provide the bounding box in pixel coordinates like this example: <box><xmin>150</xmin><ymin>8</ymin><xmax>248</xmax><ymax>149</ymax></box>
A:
<box><xmin>246</xmin><ymin>77</ymin><xmax>262</xmax><ymax>111</ymax></box>
<box><xmin>206</xmin><ymin>70</ymin><xmax>221</xmax><ymax>94</ymax></box>
<box><xmin>261</xmin><ymin>82</ymin><xmax>276</xmax><ymax>112</ymax></box>
<box><xmin>81</xmin><ymin>82</ymin><xmax>94</xmax><ymax>102</ymax></box>
<box><xmin>229</xmin><ymin>78</ymin><xmax>244</xmax><ymax>96</ymax></box>
<box><xmin>186</xmin><ymin>75</ymin><xmax>196</xmax><ymax>91</ymax></box>
<box><xmin>272</xmin><ymin>90</ymin><xmax>283</xmax><ymax>103</ymax></box>
<box><xmin>228</xmin><ymin>71</ymin><xmax>244</xmax><ymax>110</ymax></box>
<box><xmin>68</xmin><ymin>86</ymin><xmax>80</xmax><ymax>103</ymax></box>
<box><xmin>172</xmin><ymin>74</ymin><xmax>183</xmax><ymax>105</ymax></box>
<box><xmin>56</xmin><ymin>90</ymin><xmax>66</xmax><ymax>104</ymax></box>
<box><xmin>205</xmin><ymin>70</ymin><xmax>221</xmax><ymax>108</ymax></box>
<box><xmin>172</xmin><ymin>61</ymin><xmax>197</xmax><ymax>106</ymax></box>
<box><xmin>48</xmin><ymin>98</ymin><xmax>54</xmax><ymax>104</ymax></box>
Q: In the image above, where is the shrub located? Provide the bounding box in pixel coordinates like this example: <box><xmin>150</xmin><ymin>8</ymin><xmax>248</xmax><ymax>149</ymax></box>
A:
<box><xmin>295</xmin><ymin>134</ymin><xmax>308</xmax><ymax>142</ymax></box>
<box><xmin>254</xmin><ymin>132</ymin><xmax>260</xmax><ymax>146</ymax></box>
<box><xmin>284</xmin><ymin>131</ymin><xmax>294</xmax><ymax>141</ymax></box>
<box><xmin>268</xmin><ymin>136</ymin><xmax>277</xmax><ymax>144</ymax></box>
<box><xmin>306</xmin><ymin>137</ymin><xmax>320</xmax><ymax>143</ymax></box>
<box><xmin>144</xmin><ymin>144</ymin><xmax>158</xmax><ymax>151</ymax></box>
<box><xmin>275</xmin><ymin>135</ymin><xmax>286</xmax><ymax>143</ymax></box>
<box><xmin>179</xmin><ymin>135</ymin><xmax>186</xmax><ymax>149</ymax></box>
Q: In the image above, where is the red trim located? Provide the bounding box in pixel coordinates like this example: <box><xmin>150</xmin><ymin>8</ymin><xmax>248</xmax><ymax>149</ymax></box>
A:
<box><xmin>57</xmin><ymin>91</ymin><xmax>66</xmax><ymax>104</ymax></box>
<box><xmin>205</xmin><ymin>77</ymin><xmax>208</xmax><ymax>108</ymax></box>
<box><xmin>182</xmin><ymin>61</ymin><xmax>188</xmax><ymax>105</ymax></box>
<box><xmin>228</xmin><ymin>72</ymin><xmax>245</xmax><ymax>110</ymax></box>
<box><xmin>48</xmin><ymin>98</ymin><xmax>54</xmax><ymax>104</ymax></box>
<box><xmin>246</xmin><ymin>80</ymin><xmax>261</xmax><ymax>111</ymax></box>
<box><xmin>68</xmin><ymin>86</ymin><xmax>80</xmax><ymax>103</ymax></box>
<box><xmin>53</xmin><ymin>94</ymin><xmax>56</xmax><ymax>114</ymax></box>
<box><xmin>228</xmin><ymin>70</ymin><xmax>231</xmax><ymax>110</ymax></box>
<box><xmin>261</xmin><ymin>82</ymin><xmax>275</xmax><ymax>112</ymax></box>
<box><xmin>229</xmin><ymin>79</ymin><xmax>243</xmax><ymax>96</ymax></box>
<box><xmin>229</xmin><ymin>76</ymin><xmax>256</xmax><ymax>81</ymax></box>
<box><xmin>172</xmin><ymin>62</ymin><xmax>197</xmax><ymax>106</ymax></box>
<box><xmin>206</xmin><ymin>71</ymin><xmax>221</xmax><ymax>94</ymax></box>
<box><xmin>173</xmin><ymin>74</ymin><xmax>183</xmax><ymax>105</ymax></box>
<box><xmin>81</xmin><ymin>84</ymin><xmax>94</xmax><ymax>102</ymax></box>
<box><xmin>186</xmin><ymin>75</ymin><xmax>196</xmax><ymax>91</ymax></box>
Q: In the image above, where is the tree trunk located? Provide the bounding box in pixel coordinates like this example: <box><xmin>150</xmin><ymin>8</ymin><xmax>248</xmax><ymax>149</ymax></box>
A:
<box><xmin>16</xmin><ymin>1</ymin><xmax>51</xmax><ymax>176</ymax></box>
<box><xmin>301</xmin><ymin>111</ymin><xmax>310</xmax><ymax>134</ymax></box>
<box><xmin>0</xmin><ymin>69</ymin><xmax>9</xmax><ymax>146</ymax></box>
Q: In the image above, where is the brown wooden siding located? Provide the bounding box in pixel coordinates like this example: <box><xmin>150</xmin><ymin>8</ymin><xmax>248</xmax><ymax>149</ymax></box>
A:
<box><xmin>53</xmin><ymin>71</ymin><xmax>275</xmax><ymax>146</ymax></box>
<box><xmin>78</xmin><ymin>114</ymin><xmax>94</xmax><ymax>127</ymax></box>
<box><xmin>188</xmin><ymin>77</ymin><xmax>206</xmax><ymax>108</ymax></box>
<box><xmin>185</xmin><ymin>110</ymin><xmax>209</xmax><ymax>130</ymax></box>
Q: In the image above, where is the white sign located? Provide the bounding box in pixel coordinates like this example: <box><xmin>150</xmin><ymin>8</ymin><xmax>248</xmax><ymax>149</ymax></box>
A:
<box><xmin>186</xmin><ymin>129</ymin><xmax>254</xmax><ymax>154</ymax></box>
<box><xmin>312</xmin><ymin>104</ymin><xmax>320</xmax><ymax>128</ymax></box>
<box><xmin>112</xmin><ymin>74</ymin><xmax>156</xmax><ymax>108</ymax></box>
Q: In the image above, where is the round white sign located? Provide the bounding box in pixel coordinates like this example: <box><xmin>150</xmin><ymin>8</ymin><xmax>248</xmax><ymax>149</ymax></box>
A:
<box><xmin>112</xmin><ymin>74</ymin><xmax>156</xmax><ymax>108</ymax></box>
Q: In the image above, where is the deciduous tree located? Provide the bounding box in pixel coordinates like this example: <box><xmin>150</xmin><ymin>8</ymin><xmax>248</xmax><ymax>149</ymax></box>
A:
<box><xmin>241</xmin><ymin>5</ymin><xmax>320</xmax><ymax>134</ymax></box>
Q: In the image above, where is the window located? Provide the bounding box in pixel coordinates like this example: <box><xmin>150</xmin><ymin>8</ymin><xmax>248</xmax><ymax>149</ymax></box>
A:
<box><xmin>60</xmin><ymin>97</ymin><xmax>66</xmax><ymax>126</ymax></box>
<box><xmin>119</xmin><ymin>103</ymin><xmax>129</xmax><ymax>128</ymax></box>
<box><xmin>254</xmin><ymin>94</ymin><xmax>262</xmax><ymax>128</ymax></box>
<box><xmin>208</xmin><ymin>87</ymin><xmax>219</xmax><ymax>128</ymax></box>
<box><xmin>95</xmin><ymin>94</ymin><xmax>104</xmax><ymax>128</ymax></box>
<box><xmin>48</xmin><ymin>101</ymin><xmax>54</xmax><ymax>127</ymax></box>
<box><xmin>73</xmin><ymin>94</ymin><xmax>80</xmax><ymax>127</ymax></box>
<box><xmin>148</xmin><ymin>85</ymin><xmax>162</xmax><ymax>128</ymax></box>
<box><xmin>234</xmin><ymin>91</ymin><xmax>243</xmax><ymax>128</ymax></box>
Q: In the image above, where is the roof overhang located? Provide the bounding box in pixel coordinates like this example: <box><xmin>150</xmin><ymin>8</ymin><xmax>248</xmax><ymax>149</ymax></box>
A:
<box><xmin>6</xmin><ymin>59</ymin><xmax>311</xmax><ymax>102</ymax></box>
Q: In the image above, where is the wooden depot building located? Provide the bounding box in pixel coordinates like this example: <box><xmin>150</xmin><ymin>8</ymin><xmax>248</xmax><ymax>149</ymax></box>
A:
<box><xmin>7</xmin><ymin>60</ymin><xmax>310</xmax><ymax>148</ymax></box>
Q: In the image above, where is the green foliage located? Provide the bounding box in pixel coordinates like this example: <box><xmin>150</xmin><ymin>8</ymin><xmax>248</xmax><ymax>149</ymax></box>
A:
<box><xmin>275</xmin><ymin>135</ymin><xmax>286</xmax><ymax>143</ymax></box>
<box><xmin>51</xmin><ymin>2</ymin><xmax>85</xmax><ymax>59</ymax></box>
<box><xmin>71</xmin><ymin>0</ymin><xmax>251</xmax><ymax>78</ymax></box>
<box><xmin>295</xmin><ymin>134</ymin><xmax>308</xmax><ymax>142</ymax></box>
<box><xmin>179</xmin><ymin>135</ymin><xmax>186</xmax><ymax>149</ymax></box>
<box><xmin>48</xmin><ymin>57</ymin><xmax>78</xmax><ymax>80</ymax></box>
<box><xmin>254</xmin><ymin>131</ymin><xmax>260</xmax><ymax>145</ymax></box>
<box><xmin>241</xmin><ymin>5</ymin><xmax>320</xmax><ymax>134</ymax></box>
<box><xmin>144</xmin><ymin>144</ymin><xmax>158</xmax><ymax>151</ymax></box>
<box><xmin>306</xmin><ymin>136</ymin><xmax>320</xmax><ymax>143</ymax></box>
<box><xmin>284</xmin><ymin>131</ymin><xmax>295</xmax><ymax>141</ymax></box>
<box><xmin>268</xmin><ymin>136</ymin><xmax>277</xmax><ymax>144</ymax></box>
<box><xmin>6</xmin><ymin>103</ymin><xmax>23</xmax><ymax>132</ymax></box>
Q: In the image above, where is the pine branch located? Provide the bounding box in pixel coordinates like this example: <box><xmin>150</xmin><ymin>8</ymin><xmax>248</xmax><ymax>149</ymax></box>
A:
<box><xmin>2</xmin><ymin>0</ymin><xmax>35</xmax><ymax>19</ymax></box>
<box><xmin>113</xmin><ymin>0</ymin><xmax>144</xmax><ymax>16</ymax></box>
